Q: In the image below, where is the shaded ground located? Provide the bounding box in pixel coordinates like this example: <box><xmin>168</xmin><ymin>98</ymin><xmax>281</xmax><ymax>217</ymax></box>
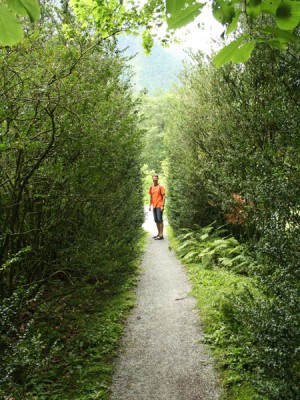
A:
<box><xmin>110</xmin><ymin>210</ymin><xmax>220</xmax><ymax>400</ymax></box>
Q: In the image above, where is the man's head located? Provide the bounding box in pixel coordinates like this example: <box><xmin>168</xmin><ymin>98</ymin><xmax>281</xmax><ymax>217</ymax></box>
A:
<box><xmin>152</xmin><ymin>174</ymin><xmax>159</xmax><ymax>185</ymax></box>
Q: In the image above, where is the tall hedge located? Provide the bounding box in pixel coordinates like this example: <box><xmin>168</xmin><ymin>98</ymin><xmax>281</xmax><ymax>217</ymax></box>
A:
<box><xmin>0</xmin><ymin>3</ymin><xmax>145</xmax><ymax>393</ymax></box>
<box><xmin>0</xmin><ymin>4</ymin><xmax>144</xmax><ymax>295</ymax></box>
<box><xmin>165</xmin><ymin>37</ymin><xmax>300</xmax><ymax>398</ymax></box>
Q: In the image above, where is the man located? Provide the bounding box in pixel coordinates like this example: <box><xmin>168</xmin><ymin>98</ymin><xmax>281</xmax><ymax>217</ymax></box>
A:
<box><xmin>148</xmin><ymin>174</ymin><xmax>166</xmax><ymax>240</ymax></box>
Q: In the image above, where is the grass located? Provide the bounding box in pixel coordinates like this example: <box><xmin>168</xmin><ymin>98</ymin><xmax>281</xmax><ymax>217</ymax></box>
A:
<box><xmin>186</xmin><ymin>265</ymin><xmax>258</xmax><ymax>400</ymax></box>
<box><xmin>167</xmin><ymin>225</ymin><xmax>259</xmax><ymax>400</ymax></box>
<box><xmin>2</xmin><ymin>231</ymin><xmax>147</xmax><ymax>400</ymax></box>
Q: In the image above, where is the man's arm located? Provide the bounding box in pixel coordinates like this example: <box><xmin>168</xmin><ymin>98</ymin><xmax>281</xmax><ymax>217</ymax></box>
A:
<box><xmin>161</xmin><ymin>195</ymin><xmax>165</xmax><ymax>210</ymax></box>
<box><xmin>148</xmin><ymin>187</ymin><xmax>152</xmax><ymax>211</ymax></box>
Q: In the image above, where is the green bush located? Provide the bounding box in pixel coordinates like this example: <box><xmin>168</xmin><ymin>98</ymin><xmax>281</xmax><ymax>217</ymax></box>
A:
<box><xmin>0</xmin><ymin>2</ymin><xmax>145</xmax><ymax>396</ymax></box>
<box><xmin>166</xmin><ymin>31</ymin><xmax>300</xmax><ymax>398</ymax></box>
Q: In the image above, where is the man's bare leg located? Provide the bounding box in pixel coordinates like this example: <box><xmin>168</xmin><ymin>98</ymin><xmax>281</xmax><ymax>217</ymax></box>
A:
<box><xmin>158</xmin><ymin>222</ymin><xmax>164</xmax><ymax>237</ymax></box>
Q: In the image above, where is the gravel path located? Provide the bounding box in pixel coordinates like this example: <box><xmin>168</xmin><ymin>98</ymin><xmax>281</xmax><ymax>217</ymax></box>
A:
<box><xmin>110</xmin><ymin>211</ymin><xmax>220</xmax><ymax>400</ymax></box>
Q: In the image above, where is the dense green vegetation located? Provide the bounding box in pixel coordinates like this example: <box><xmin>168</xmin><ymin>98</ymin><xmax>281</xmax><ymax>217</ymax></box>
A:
<box><xmin>0</xmin><ymin>2</ymin><xmax>144</xmax><ymax>398</ymax></box>
<box><xmin>167</xmin><ymin>226</ymin><xmax>259</xmax><ymax>399</ymax></box>
<box><xmin>1</xmin><ymin>0</ymin><xmax>300</xmax><ymax>399</ymax></box>
<box><xmin>141</xmin><ymin>93</ymin><xmax>171</xmax><ymax>172</ymax></box>
<box><xmin>0</xmin><ymin>260</ymin><xmax>143</xmax><ymax>399</ymax></box>
<box><xmin>164</xmin><ymin>27</ymin><xmax>300</xmax><ymax>399</ymax></box>
<box><xmin>2</xmin><ymin>0</ymin><xmax>300</xmax><ymax>67</ymax></box>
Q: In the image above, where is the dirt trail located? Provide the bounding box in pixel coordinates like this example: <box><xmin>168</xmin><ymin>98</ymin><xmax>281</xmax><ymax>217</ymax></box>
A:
<box><xmin>110</xmin><ymin>210</ymin><xmax>220</xmax><ymax>400</ymax></box>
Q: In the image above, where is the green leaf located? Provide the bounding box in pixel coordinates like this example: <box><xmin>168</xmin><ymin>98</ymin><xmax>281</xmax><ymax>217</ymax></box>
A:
<box><xmin>275</xmin><ymin>0</ymin><xmax>300</xmax><ymax>30</ymax></box>
<box><xmin>231</xmin><ymin>40</ymin><xmax>256</xmax><ymax>63</ymax></box>
<box><xmin>6</xmin><ymin>0</ymin><xmax>40</xmax><ymax>22</ymax></box>
<box><xmin>226</xmin><ymin>9</ymin><xmax>241</xmax><ymax>34</ymax></box>
<box><xmin>213</xmin><ymin>35</ymin><xmax>247</xmax><ymax>66</ymax></box>
<box><xmin>246</xmin><ymin>0</ymin><xmax>263</xmax><ymax>18</ymax></box>
<box><xmin>142</xmin><ymin>30</ymin><xmax>154</xmax><ymax>55</ymax></box>
<box><xmin>267</xmin><ymin>38</ymin><xmax>288</xmax><ymax>49</ymax></box>
<box><xmin>0</xmin><ymin>4</ymin><xmax>23</xmax><ymax>46</ymax></box>
<box><xmin>259</xmin><ymin>26</ymin><xmax>298</xmax><ymax>43</ymax></box>
<box><xmin>212</xmin><ymin>0</ymin><xmax>236</xmax><ymax>25</ymax></box>
<box><xmin>260</xmin><ymin>0</ymin><xmax>280</xmax><ymax>16</ymax></box>
<box><xmin>214</xmin><ymin>36</ymin><xmax>256</xmax><ymax>66</ymax></box>
<box><xmin>166</xmin><ymin>0</ymin><xmax>205</xmax><ymax>30</ymax></box>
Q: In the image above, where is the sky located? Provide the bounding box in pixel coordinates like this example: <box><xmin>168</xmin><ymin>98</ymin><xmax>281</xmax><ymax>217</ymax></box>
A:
<box><xmin>118</xmin><ymin>3</ymin><xmax>226</xmax><ymax>93</ymax></box>
<box><xmin>163</xmin><ymin>4</ymin><xmax>225</xmax><ymax>58</ymax></box>
<box><xmin>177</xmin><ymin>5</ymin><xmax>224</xmax><ymax>52</ymax></box>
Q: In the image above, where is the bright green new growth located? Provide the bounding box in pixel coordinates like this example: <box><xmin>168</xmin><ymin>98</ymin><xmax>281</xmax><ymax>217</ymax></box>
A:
<box><xmin>1</xmin><ymin>0</ymin><xmax>299</xmax><ymax>66</ymax></box>
<box><xmin>177</xmin><ymin>225</ymin><xmax>256</xmax><ymax>274</ymax></box>
<box><xmin>0</xmin><ymin>0</ymin><xmax>40</xmax><ymax>45</ymax></box>
<box><xmin>165</xmin><ymin>0</ymin><xmax>300</xmax><ymax>66</ymax></box>
<box><xmin>165</xmin><ymin>0</ymin><xmax>204</xmax><ymax>29</ymax></box>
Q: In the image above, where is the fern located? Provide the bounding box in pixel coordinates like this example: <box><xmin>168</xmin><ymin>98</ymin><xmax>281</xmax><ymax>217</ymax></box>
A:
<box><xmin>176</xmin><ymin>224</ymin><xmax>256</xmax><ymax>274</ymax></box>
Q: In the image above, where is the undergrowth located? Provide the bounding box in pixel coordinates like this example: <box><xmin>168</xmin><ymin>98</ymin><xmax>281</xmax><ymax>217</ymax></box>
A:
<box><xmin>167</xmin><ymin>225</ymin><xmax>260</xmax><ymax>400</ymax></box>
<box><xmin>0</xmin><ymin>232</ymin><xmax>147</xmax><ymax>400</ymax></box>
<box><xmin>176</xmin><ymin>224</ymin><xmax>257</xmax><ymax>275</ymax></box>
<box><xmin>169</xmin><ymin>223</ymin><xmax>300</xmax><ymax>399</ymax></box>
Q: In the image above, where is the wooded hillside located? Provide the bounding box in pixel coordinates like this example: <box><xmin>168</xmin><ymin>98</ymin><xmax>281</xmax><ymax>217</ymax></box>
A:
<box><xmin>117</xmin><ymin>34</ymin><xmax>182</xmax><ymax>94</ymax></box>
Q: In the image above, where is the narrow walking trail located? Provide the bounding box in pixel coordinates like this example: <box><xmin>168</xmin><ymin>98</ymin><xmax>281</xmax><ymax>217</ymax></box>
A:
<box><xmin>110</xmin><ymin>211</ymin><xmax>220</xmax><ymax>400</ymax></box>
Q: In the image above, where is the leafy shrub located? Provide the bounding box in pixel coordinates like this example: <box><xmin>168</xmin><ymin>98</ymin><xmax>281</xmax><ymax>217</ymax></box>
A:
<box><xmin>223</xmin><ymin>286</ymin><xmax>300</xmax><ymax>400</ymax></box>
<box><xmin>166</xmin><ymin>33</ymin><xmax>300</xmax><ymax>398</ymax></box>
<box><xmin>0</xmin><ymin>2</ymin><xmax>145</xmax><ymax>397</ymax></box>
<box><xmin>173</xmin><ymin>223</ymin><xmax>300</xmax><ymax>399</ymax></box>
<box><xmin>177</xmin><ymin>225</ymin><xmax>256</xmax><ymax>274</ymax></box>
<box><xmin>0</xmin><ymin>284</ymin><xmax>57</xmax><ymax>390</ymax></box>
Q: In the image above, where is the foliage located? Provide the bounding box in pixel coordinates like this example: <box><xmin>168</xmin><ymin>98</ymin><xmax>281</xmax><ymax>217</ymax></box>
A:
<box><xmin>72</xmin><ymin>0</ymin><xmax>300</xmax><ymax>66</ymax></box>
<box><xmin>0</xmin><ymin>1</ymin><xmax>145</xmax><ymax>396</ymax></box>
<box><xmin>177</xmin><ymin>225</ymin><xmax>256</xmax><ymax>274</ymax></box>
<box><xmin>0</xmin><ymin>1</ymin><xmax>144</xmax><ymax>293</ymax></box>
<box><xmin>70</xmin><ymin>0</ymin><xmax>300</xmax><ymax>65</ymax></box>
<box><xmin>226</xmin><ymin>286</ymin><xmax>300</xmax><ymax>399</ymax></box>
<box><xmin>139</xmin><ymin>92</ymin><xmax>169</xmax><ymax>206</ymax></box>
<box><xmin>140</xmin><ymin>93</ymin><xmax>171</xmax><ymax>172</ymax></box>
<box><xmin>166</xmin><ymin>32</ymin><xmax>300</xmax><ymax>398</ymax></box>
<box><xmin>1</xmin><ymin>0</ymin><xmax>299</xmax><ymax>68</ymax></box>
<box><xmin>0</xmin><ymin>0</ymin><xmax>40</xmax><ymax>46</ymax></box>
<box><xmin>0</xmin><ymin>241</ymin><xmax>143</xmax><ymax>399</ymax></box>
<box><xmin>169</xmin><ymin>223</ymin><xmax>300</xmax><ymax>399</ymax></box>
<box><xmin>69</xmin><ymin>0</ymin><xmax>167</xmax><ymax>46</ymax></box>
<box><xmin>165</xmin><ymin>0</ymin><xmax>300</xmax><ymax>65</ymax></box>
<box><xmin>0</xmin><ymin>284</ymin><xmax>49</xmax><ymax>389</ymax></box>
<box><xmin>166</xmin><ymin>0</ymin><xmax>205</xmax><ymax>30</ymax></box>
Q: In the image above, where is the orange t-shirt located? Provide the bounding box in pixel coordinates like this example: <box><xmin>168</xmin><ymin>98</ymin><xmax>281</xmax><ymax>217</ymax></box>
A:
<box><xmin>148</xmin><ymin>184</ymin><xmax>165</xmax><ymax>208</ymax></box>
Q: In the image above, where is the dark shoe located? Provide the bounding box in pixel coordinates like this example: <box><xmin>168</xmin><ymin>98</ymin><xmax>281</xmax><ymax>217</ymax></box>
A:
<box><xmin>154</xmin><ymin>236</ymin><xmax>164</xmax><ymax>240</ymax></box>
<box><xmin>152</xmin><ymin>235</ymin><xmax>159</xmax><ymax>239</ymax></box>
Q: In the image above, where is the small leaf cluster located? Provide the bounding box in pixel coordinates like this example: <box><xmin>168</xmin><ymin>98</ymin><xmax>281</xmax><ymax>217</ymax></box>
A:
<box><xmin>0</xmin><ymin>0</ymin><xmax>40</xmax><ymax>46</ymax></box>
<box><xmin>164</xmin><ymin>0</ymin><xmax>300</xmax><ymax>66</ymax></box>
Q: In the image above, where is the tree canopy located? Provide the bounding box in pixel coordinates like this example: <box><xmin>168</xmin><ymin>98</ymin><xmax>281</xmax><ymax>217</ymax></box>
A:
<box><xmin>1</xmin><ymin>0</ymin><xmax>299</xmax><ymax>65</ymax></box>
